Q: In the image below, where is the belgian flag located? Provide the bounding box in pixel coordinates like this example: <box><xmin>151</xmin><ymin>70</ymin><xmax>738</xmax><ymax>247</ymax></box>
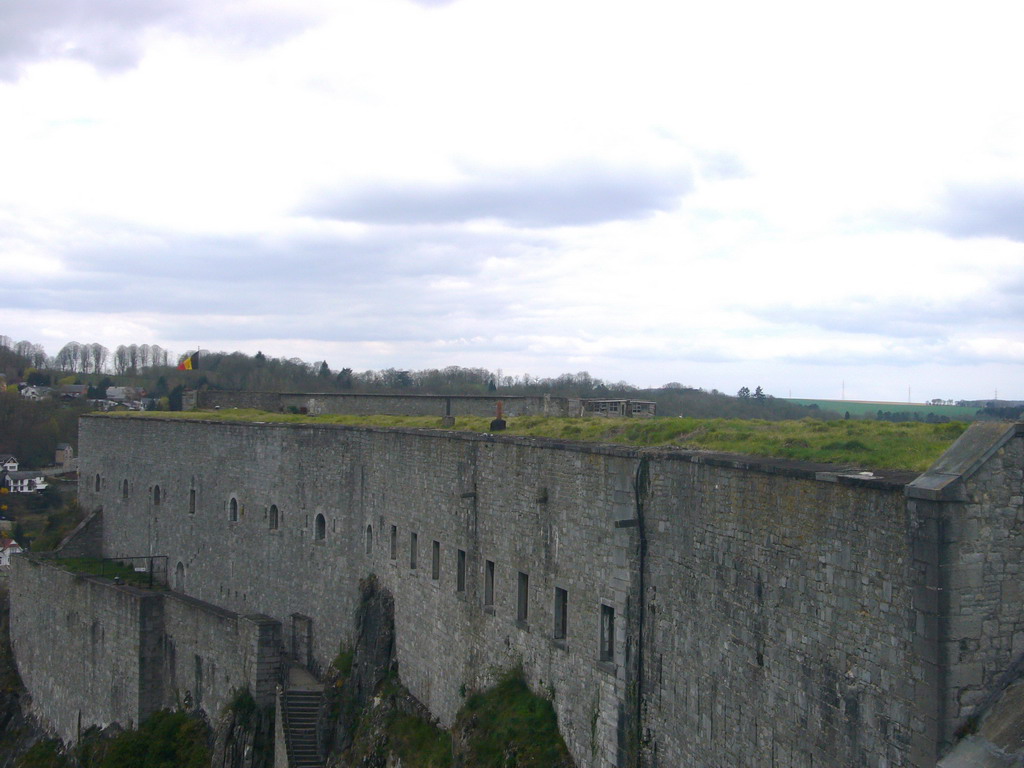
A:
<box><xmin>177</xmin><ymin>351</ymin><xmax>199</xmax><ymax>371</ymax></box>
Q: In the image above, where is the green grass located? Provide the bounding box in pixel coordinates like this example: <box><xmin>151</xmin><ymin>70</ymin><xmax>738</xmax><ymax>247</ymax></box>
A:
<box><xmin>385</xmin><ymin>712</ymin><xmax>452</xmax><ymax>768</ymax></box>
<box><xmin>15</xmin><ymin>739</ymin><xmax>66</xmax><ymax>768</ymax></box>
<box><xmin>333</xmin><ymin>647</ymin><xmax>354</xmax><ymax>677</ymax></box>
<box><xmin>786</xmin><ymin>398</ymin><xmax>980</xmax><ymax>419</ymax></box>
<box><xmin>106</xmin><ymin>410</ymin><xmax>971</xmax><ymax>471</ymax></box>
<box><xmin>53</xmin><ymin>557</ymin><xmax>161</xmax><ymax>588</ymax></box>
<box><xmin>457</xmin><ymin>670</ymin><xmax>571</xmax><ymax>768</ymax></box>
<box><xmin>17</xmin><ymin>710</ymin><xmax>209</xmax><ymax>768</ymax></box>
<box><xmin>81</xmin><ymin>709</ymin><xmax>209</xmax><ymax>768</ymax></box>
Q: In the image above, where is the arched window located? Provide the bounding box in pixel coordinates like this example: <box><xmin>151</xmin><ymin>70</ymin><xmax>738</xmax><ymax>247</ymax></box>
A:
<box><xmin>269</xmin><ymin>504</ymin><xmax>279</xmax><ymax>530</ymax></box>
<box><xmin>365</xmin><ymin>524</ymin><xmax>373</xmax><ymax>554</ymax></box>
<box><xmin>229</xmin><ymin>497</ymin><xmax>239</xmax><ymax>522</ymax></box>
<box><xmin>122</xmin><ymin>479</ymin><xmax>129</xmax><ymax>500</ymax></box>
<box><xmin>153</xmin><ymin>485</ymin><xmax>161</xmax><ymax>505</ymax></box>
<box><xmin>174</xmin><ymin>562</ymin><xmax>185</xmax><ymax>591</ymax></box>
<box><xmin>315</xmin><ymin>513</ymin><xmax>326</xmax><ymax>541</ymax></box>
<box><xmin>94</xmin><ymin>474</ymin><xmax>101</xmax><ymax>492</ymax></box>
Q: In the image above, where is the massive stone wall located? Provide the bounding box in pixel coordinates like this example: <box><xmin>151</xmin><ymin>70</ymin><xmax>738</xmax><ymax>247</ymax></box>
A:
<box><xmin>28</xmin><ymin>416</ymin><xmax>1024</xmax><ymax>766</ymax></box>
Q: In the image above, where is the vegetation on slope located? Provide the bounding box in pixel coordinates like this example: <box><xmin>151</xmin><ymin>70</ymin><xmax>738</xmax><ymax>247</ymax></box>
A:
<box><xmin>118</xmin><ymin>410</ymin><xmax>969</xmax><ymax>471</ymax></box>
<box><xmin>14</xmin><ymin>710</ymin><xmax>209</xmax><ymax>768</ymax></box>
<box><xmin>2</xmin><ymin>487</ymin><xmax>85</xmax><ymax>553</ymax></box>
<box><xmin>455</xmin><ymin>670</ymin><xmax>574</xmax><ymax>768</ymax></box>
<box><xmin>335</xmin><ymin>668</ymin><xmax>571</xmax><ymax>768</ymax></box>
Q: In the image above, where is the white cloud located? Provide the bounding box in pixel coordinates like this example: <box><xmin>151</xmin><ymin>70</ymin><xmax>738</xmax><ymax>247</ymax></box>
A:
<box><xmin>2</xmin><ymin>0</ymin><xmax>1024</xmax><ymax>401</ymax></box>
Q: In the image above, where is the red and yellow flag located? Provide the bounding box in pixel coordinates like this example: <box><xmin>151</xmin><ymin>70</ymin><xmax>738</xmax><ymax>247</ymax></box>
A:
<box><xmin>177</xmin><ymin>351</ymin><xmax>199</xmax><ymax>371</ymax></box>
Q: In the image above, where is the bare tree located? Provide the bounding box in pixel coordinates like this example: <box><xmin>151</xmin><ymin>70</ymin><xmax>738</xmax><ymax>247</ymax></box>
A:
<box><xmin>76</xmin><ymin>343</ymin><xmax>92</xmax><ymax>373</ymax></box>
<box><xmin>14</xmin><ymin>340</ymin><xmax>34</xmax><ymax>360</ymax></box>
<box><xmin>89</xmin><ymin>343</ymin><xmax>109</xmax><ymax>374</ymax></box>
<box><xmin>114</xmin><ymin>345</ymin><xmax>130</xmax><ymax>375</ymax></box>
<box><xmin>55</xmin><ymin>342</ymin><xmax>82</xmax><ymax>372</ymax></box>
<box><xmin>151</xmin><ymin>345</ymin><xmax>168</xmax><ymax>367</ymax></box>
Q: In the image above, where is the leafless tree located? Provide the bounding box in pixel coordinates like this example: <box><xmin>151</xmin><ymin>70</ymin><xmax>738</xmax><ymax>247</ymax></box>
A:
<box><xmin>55</xmin><ymin>342</ymin><xmax>82</xmax><ymax>372</ymax></box>
<box><xmin>89</xmin><ymin>343</ymin><xmax>109</xmax><ymax>374</ymax></box>
<box><xmin>114</xmin><ymin>345</ymin><xmax>130</xmax><ymax>375</ymax></box>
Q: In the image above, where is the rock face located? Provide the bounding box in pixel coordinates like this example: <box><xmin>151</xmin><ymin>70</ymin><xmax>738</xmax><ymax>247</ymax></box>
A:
<box><xmin>210</xmin><ymin>695</ymin><xmax>275</xmax><ymax>768</ymax></box>
<box><xmin>323</xmin><ymin>575</ymin><xmax>397</xmax><ymax>760</ymax></box>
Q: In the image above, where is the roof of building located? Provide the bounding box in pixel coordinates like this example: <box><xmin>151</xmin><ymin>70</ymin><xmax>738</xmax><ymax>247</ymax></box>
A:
<box><xmin>6</xmin><ymin>470</ymin><xmax>44</xmax><ymax>480</ymax></box>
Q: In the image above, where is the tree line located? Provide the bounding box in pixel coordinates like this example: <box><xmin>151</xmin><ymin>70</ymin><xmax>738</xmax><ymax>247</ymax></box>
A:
<box><xmin>0</xmin><ymin>337</ymin><xmax>172</xmax><ymax>375</ymax></box>
<box><xmin>2</xmin><ymin>336</ymin><xmax>835</xmax><ymax>423</ymax></box>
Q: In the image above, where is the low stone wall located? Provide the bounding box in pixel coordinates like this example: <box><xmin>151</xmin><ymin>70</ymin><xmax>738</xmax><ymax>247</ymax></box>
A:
<box><xmin>9</xmin><ymin>556</ymin><xmax>281</xmax><ymax>743</ymax></box>
<box><xmin>9</xmin><ymin>558</ymin><xmax>159</xmax><ymax>740</ymax></box>
<box><xmin>161</xmin><ymin>593</ymin><xmax>281</xmax><ymax>712</ymax></box>
<box><xmin>196</xmin><ymin>390</ymin><xmax>580</xmax><ymax>418</ymax></box>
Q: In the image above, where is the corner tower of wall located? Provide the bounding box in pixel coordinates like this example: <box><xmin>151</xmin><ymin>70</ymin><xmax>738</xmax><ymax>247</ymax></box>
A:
<box><xmin>908</xmin><ymin>422</ymin><xmax>1024</xmax><ymax>755</ymax></box>
<box><xmin>638</xmin><ymin>451</ymin><xmax>929</xmax><ymax>766</ymax></box>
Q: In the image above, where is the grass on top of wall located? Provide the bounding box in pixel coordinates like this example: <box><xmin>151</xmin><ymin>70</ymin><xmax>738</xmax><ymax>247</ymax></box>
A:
<box><xmin>52</xmin><ymin>557</ymin><xmax>162</xmax><ymax>588</ymax></box>
<box><xmin>111</xmin><ymin>410</ymin><xmax>969</xmax><ymax>471</ymax></box>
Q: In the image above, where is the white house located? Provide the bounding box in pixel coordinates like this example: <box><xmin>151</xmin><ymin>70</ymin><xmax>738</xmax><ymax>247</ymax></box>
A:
<box><xmin>0</xmin><ymin>536</ymin><xmax>23</xmax><ymax>567</ymax></box>
<box><xmin>20</xmin><ymin>386</ymin><xmax>52</xmax><ymax>401</ymax></box>
<box><xmin>4</xmin><ymin>470</ymin><xmax>47</xmax><ymax>493</ymax></box>
<box><xmin>0</xmin><ymin>455</ymin><xmax>17</xmax><ymax>473</ymax></box>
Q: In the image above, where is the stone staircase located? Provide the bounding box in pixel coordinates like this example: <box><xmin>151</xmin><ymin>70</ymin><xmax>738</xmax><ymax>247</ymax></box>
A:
<box><xmin>281</xmin><ymin>688</ymin><xmax>324</xmax><ymax>768</ymax></box>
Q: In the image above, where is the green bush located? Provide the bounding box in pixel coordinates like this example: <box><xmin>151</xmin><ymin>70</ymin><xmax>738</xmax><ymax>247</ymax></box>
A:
<box><xmin>16</xmin><ymin>740</ymin><xmax>68</xmax><ymax>768</ymax></box>
<box><xmin>72</xmin><ymin>710</ymin><xmax>209</xmax><ymax>768</ymax></box>
<box><xmin>459</xmin><ymin>670</ymin><xmax>571</xmax><ymax>768</ymax></box>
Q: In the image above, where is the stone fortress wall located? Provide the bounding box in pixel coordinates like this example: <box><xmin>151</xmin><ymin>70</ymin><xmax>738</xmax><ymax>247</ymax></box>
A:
<box><xmin>10</xmin><ymin>416</ymin><xmax>1024</xmax><ymax>767</ymax></box>
<box><xmin>192</xmin><ymin>390</ymin><xmax>583</xmax><ymax>418</ymax></box>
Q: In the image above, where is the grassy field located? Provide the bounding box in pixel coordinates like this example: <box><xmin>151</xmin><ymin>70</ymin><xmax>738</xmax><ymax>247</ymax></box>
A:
<box><xmin>785</xmin><ymin>398</ymin><xmax>980</xmax><ymax>419</ymax></box>
<box><xmin>109</xmin><ymin>410</ymin><xmax>972</xmax><ymax>471</ymax></box>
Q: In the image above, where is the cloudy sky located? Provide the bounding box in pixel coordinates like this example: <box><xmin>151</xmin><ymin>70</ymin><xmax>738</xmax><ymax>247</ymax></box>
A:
<box><xmin>3</xmin><ymin>0</ymin><xmax>1023</xmax><ymax>402</ymax></box>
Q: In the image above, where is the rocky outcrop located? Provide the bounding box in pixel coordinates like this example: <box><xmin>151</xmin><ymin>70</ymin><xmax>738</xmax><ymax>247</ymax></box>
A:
<box><xmin>322</xmin><ymin>575</ymin><xmax>396</xmax><ymax>760</ymax></box>
<box><xmin>210</xmin><ymin>692</ymin><xmax>275</xmax><ymax>768</ymax></box>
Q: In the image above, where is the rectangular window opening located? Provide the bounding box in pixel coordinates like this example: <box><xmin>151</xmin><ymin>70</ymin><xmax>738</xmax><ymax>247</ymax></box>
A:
<box><xmin>410</xmin><ymin>532</ymin><xmax>418</xmax><ymax>570</ymax></box>
<box><xmin>554</xmin><ymin>587</ymin><xmax>568</xmax><ymax>640</ymax></box>
<box><xmin>600</xmin><ymin>604</ymin><xmax>615</xmax><ymax>662</ymax></box>
<box><xmin>390</xmin><ymin>525</ymin><xmax>397</xmax><ymax>560</ymax></box>
<box><xmin>189</xmin><ymin>489</ymin><xmax>196</xmax><ymax>515</ymax></box>
<box><xmin>431</xmin><ymin>540</ymin><xmax>440</xmax><ymax>580</ymax></box>
<box><xmin>517</xmin><ymin>571</ymin><xmax>529</xmax><ymax>623</ymax></box>
<box><xmin>456</xmin><ymin>549</ymin><xmax>466</xmax><ymax>593</ymax></box>
<box><xmin>484</xmin><ymin>560</ymin><xmax>495</xmax><ymax>607</ymax></box>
